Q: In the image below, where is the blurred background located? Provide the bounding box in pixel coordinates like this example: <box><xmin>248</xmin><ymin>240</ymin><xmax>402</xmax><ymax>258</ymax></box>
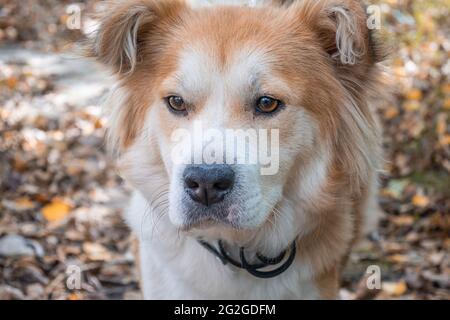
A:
<box><xmin>0</xmin><ymin>0</ymin><xmax>449</xmax><ymax>300</ymax></box>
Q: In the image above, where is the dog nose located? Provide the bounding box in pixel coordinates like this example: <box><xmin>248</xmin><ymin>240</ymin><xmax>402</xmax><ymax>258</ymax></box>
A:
<box><xmin>183</xmin><ymin>165</ymin><xmax>235</xmax><ymax>206</ymax></box>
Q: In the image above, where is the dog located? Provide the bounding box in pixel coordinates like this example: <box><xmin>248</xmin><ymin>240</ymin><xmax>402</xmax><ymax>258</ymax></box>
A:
<box><xmin>84</xmin><ymin>0</ymin><xmax>385</xmax><ymax>299</ymax></box>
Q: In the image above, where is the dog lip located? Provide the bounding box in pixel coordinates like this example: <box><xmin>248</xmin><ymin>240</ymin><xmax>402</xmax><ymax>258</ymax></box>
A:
<box><xmin>180</xmin><ymin>215</ymin><xmax>248</xmax><ymax>232</ymax></box>
<box><xmin>178</xmin><ymin>217</ymin><xmax>216</xmax><ymax>231</ymax></box>
<box><xmin>178</xmin><ymin>213</ymin><xmax>244</xmax><ymax>231</ymax></box>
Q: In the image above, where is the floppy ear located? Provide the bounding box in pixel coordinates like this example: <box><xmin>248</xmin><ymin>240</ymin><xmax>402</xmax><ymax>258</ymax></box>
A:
<box><xmin>280</xmin><ymin>1</ymin><xmax>384</xmax><ymax>191</ymax></box>
<box><xmin>294</xmin><ymin>0</ymin><xmax>384</xmax><ymax>66</ymax></box>
<box><xmin>84</xmin><ymin>0</ymin><xmax>186</xmax><ymax>75</ymax></box>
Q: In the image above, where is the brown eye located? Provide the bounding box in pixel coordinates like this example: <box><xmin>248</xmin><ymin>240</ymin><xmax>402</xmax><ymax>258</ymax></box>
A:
<box><xmin>256</xmin><ymin>96</ymin><xmax>281</xmax><ymax>114</ymax></box>
<box><xmin>167</xmin><ymin>96</ymin><xmax>186</xmax><ymax>113</ymax></box>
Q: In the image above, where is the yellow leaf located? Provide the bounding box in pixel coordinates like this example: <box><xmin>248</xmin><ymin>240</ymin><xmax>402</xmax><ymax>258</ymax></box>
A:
<box><xmin>384</xmin><ymin>106</ymin><xmax>399</xmax><ymax>120</ymax></box>
<box><xmin>440</xmin><ymin>135</ymin><xmax>450</xmax><ymax>146</ymax></box>
<box><xmin>59</xmin><ymin>14</ymin><xmax>69</xmax><ymax>25</ymax></box>
<box><xmin>436</xmin><ymin>114</ymin><xmax>447</xmax><ymax>135</ymax></box>
<box><xmin>6</xmin><ymin>77</ymin><xmax>17</xmax><ymax>90</ymax></box>
<box><xmin>394</xmin><ymin>66</ymin><xmax>406</xmax><ymax>77</ymax></box>
<box><xmin>382</xmin><ymin>281</ymin><xmax>407</xmax><ymax>296</ymax></box>
<box><xmin>405</xmin><ymin>89</ymin><xmax>422</xmax><ymax>101</ymax></box>
<box><xmin>412</xmin><ymin>195</ymin><xmax>429</xmax><ymax>208</ymax></box>
<box><xmin>67</xmin><ymin>293</ymin><xmax>81</xmax><ymax>300</ymax></box>
<box><xmin>442</xmin><ymin>83</ymin><xmax>450</xmax><ymax>95</ymax></box>
<box><xmin>42</xmin><ymin>199</ymin><xmax>72</xmax><ymax>222</ymax></box>
<box><xmin>444</xmin><ymin>98</ymin><xmax>450</xmax><ymax>110</ymax></box>
<box><xmin>94</xmin><ymin>118</ymin><xmax>103</xmax><ymax>129</ymax></box>
<box><xmin>403</xmin><ymin>101</ymin><xmax>420</xmax><ymax>111</ymax></box>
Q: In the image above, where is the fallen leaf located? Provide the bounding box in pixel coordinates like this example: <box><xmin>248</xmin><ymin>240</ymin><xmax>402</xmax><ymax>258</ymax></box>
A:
<box><xmin>442</xmin><ymin>83</ymin><xmax>450</xmax><ymax>95</ymax></box>
<box><xmin>384</xmin><ymin>242</ymin><xmax>405</xmax><ymax>254</ymax></box>
<box><xmin>67</xmin><ymin>293</ymin><xmax>81</xmax><ymax>300</ymax></box>
<box><xmin>41</xmin><ymin>199</ymin><xmax>72</xmax><ymax>222</ymax></box>
<box><xmin>6</xmin><ymin>77</ymin><xmax>17</xmax><ymax>90</ymax></box>
<box><xmin>412</xmin><ymin>195</ymin><xmax>430</xmax><ymax>208</ymax></box>
<box><xmin>385</xmin><ymin>179</ymin><xmax>408</xmax><ymax>198</ymax></box>
<box><xmin>384</xmin><ymin>106</ymin><xmax>399</xmax><ymax>119</ymax></box>
<box><xmin>82</xmin><ymin>242</ymin><xmax>113</xmax><ymax>261</ymax></box>
<box><xmin>403</xmin><ymin>101</ymin><xmax>420</xmax><ymax>111</ymax></box>
<box><xmin>443</xmin><ymin>98</ymin><xmax>450</xmax><ymax>110</ymax></box>
<box><xmin>439</xmin><ymin>135</ymin><xmax>450</xmax><ymax>146</ymax></box>
<box><xmin>387</xmin><ymin>254</ymin><xmax>409</xmax><ymax>264</ymax></box>
<box><xmin>382</xmin><ymin>281</ymin><xmax>407</xmax><ymax>296</ymax></box>
<box><xmin>14</xmin><ymin>197</ymin><xmax>36</xmax><ymax>211</ymax></box>
<box><xmin>13</xmin><ymin>155</ymin><xmax>28</xmax><ymax>172</ymax></box>
<box><xmin>405</xmin><ymin>89</ymin><xmax>423</xmax><ymax>101</ymax></box>
<box><xmin>391</xmin><ymin>215</ymin><xmax>414</xmax><ymax>226</ymax></box>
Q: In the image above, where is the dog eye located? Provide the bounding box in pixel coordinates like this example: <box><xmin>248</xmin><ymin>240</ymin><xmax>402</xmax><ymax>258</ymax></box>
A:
<box><xmin>166</xmin><ymin>96</ymin><xmax>187</xmax><ymax>113</ymax></box>
<box><xmin>256</xmin><ymin>96</ymin><xmax>281</xmax><ymax>114</ymax></box>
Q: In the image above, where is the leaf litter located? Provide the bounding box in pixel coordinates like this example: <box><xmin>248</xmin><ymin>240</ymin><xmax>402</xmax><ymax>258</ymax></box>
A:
<box><xmin>0</xmin><ymin>0</ymin><xmax>449</xmax><ymax>299</ymax></box>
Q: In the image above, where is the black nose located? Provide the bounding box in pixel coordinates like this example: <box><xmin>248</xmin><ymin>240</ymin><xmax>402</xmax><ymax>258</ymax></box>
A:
<box><xmin>183</xmin><ymin>165</ymin><xmax>235</xmax><ymax>206</ymax></box>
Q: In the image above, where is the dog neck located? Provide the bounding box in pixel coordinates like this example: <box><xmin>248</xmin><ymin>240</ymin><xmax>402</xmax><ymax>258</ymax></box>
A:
<box><xmin>197</xmin><ymin>238</ymin><xmax>297</xmax><ymax>278</ymax></box>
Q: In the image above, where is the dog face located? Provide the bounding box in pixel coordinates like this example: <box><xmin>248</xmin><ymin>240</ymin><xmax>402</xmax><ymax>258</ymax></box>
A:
<box><xmin>88</xmin><ymin>0</ymin><xmax>381</xmax><ymax>245</ymax></box>
<box><xmin>159</xmin><ymin>42</ymin><xmax>319</xmax><ymax>230</ymax></box>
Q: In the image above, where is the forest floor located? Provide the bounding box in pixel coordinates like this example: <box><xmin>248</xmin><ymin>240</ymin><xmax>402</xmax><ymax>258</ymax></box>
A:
<box><xmin>0</xmin><ymin>0</ymin><xmax>449</xmax><ymax>299</ymax></box>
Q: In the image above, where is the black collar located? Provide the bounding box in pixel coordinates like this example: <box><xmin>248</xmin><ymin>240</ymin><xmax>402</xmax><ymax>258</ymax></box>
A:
<box><xmin>197</xmin><ymin>239</ymin><xmax>297</xmax><ymax>279</ymax></box>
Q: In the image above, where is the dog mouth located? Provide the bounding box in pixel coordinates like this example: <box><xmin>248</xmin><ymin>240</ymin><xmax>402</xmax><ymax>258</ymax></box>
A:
<box><xmin>177</xmin><ymin>205</ymin><xmax>246</xmax><ymax>232</ymax></box>
<box><xmin>178</xmin><ymin>217</ymin><xmax>216</xmax><ymax>231</ymax></box>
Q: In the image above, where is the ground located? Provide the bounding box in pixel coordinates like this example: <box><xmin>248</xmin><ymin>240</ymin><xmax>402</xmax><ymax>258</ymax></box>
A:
<box><xmin>0</xmin><ymin>0</ymin><xmax>449</xmax><ymax>299</ymax></box>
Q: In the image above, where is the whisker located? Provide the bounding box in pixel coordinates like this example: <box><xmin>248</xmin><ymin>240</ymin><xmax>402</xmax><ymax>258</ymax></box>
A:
<box><xmin>139</xmin><ymin>184</ymin><xmax>170</xmax><ymax>239</ymax></box>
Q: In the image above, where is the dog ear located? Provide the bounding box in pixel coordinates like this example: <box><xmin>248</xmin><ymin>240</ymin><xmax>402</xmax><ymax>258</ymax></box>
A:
<box><xmin>83</xmin><ymin>0</ymin><xmax>186</xmax><ymax>75</ymax></box>
<box><xmin>293</xmin><ymin>0</ymin><xmax>384</xmax><ymax>67</ymax></box>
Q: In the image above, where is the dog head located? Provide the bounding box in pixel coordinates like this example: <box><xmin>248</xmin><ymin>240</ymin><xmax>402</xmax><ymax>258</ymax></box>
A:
<box><xmin>86</xmin><ymin>0</ymin><xmax>382</xmax><ymax>248</ymax></box>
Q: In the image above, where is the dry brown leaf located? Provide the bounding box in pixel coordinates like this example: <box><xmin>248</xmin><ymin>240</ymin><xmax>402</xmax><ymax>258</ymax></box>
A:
<box><xmin>384</xmin><ymin>106</ymin><xmax>399</xmax><ymax>119</ymax></box>
<box><xmin>13</xmin><ymin>155</ymin><xmax>28</xmax><ymax>172</ymax></box>
<box><xmin>391</xmin><ymin>215</ymin><xmax>414</xmax><ymax>226</ymax></box>
<box><xmin>6</xmin><ymin>77</ymin><xmax>17</xmax><ymax>90</ymax></box>
<box><xmin>14</xmin><ymin>197</ymin><xmax>36</xmax><ymax>211</ymax></box>
<box><xmin>436</xmin><ymin>114</ymin><xmax>447</xmax><ymax>135</ymax></box>
<box><xmin>82</xmin><ymin>242</ymin><xmax>113</xmax><ymax>261</ymax></box>
<box><xmin>388</xmin><ymin>254</ymin><xmax>409</xmax><ymax>264</ymax></box>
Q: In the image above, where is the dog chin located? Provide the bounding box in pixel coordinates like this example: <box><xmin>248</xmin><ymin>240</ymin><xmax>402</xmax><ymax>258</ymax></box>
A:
<box><xmin>170</xmin><ymin>206</ymin><xmax>271</xmax><ymax>234</ymax></box>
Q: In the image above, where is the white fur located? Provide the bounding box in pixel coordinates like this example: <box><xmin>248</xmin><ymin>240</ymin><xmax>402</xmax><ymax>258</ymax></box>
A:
<box><xmin>162</xmin><ymin>46</ymin><xmax>291</xmax><ymax>230</ymax></box>
<box><xmin>127</xmin><ymin>191</ymin><xmax>321</xmax><ymax>299</ymax></box>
